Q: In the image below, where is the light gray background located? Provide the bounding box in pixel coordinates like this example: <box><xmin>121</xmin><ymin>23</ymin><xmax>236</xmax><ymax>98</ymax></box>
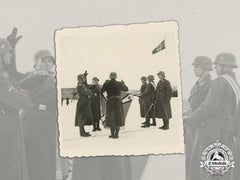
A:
<box><xmin>1</xmin><ymin>0</ymin><xmax>240</xmax><ymax>179</ymax></box>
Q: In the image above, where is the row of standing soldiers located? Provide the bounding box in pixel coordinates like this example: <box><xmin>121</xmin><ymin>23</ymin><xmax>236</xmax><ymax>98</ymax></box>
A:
<box><xmin>184</xmin><ymin>54</ymin><xmax>240</xmax><ymax>180</ymax></box>
<box><xmin>139</xmin><ymin>72</ymin><xmax>172</xmax><ymax>130</ymax></box>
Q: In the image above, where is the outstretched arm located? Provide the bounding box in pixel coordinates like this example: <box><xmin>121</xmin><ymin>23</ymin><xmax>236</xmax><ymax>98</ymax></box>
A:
<box><xmin>6</xmin><ymin>27</ymin><xmax>27</xmax><ymax>81</ymax></box>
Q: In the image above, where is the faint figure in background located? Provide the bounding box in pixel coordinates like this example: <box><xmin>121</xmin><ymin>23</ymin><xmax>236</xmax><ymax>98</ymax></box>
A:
<box><xmin>19</xmin><ymin>49</ymin><xmax>57</xmax><ymax>180</ymax></box>
<box><xmin>66</xmin><ymin>96</ymin><xmax>70</xmax><ymax>106</ymax></box>
<box><xmin>184</xmin><ymin>56</ymin><xmax>213</xmax><ymax>178</ymax></box>
<box><xmin>0</xmin><ymin>38</ymin><xmax>31</xmax><ymax>180</ymax></box>
<box><xmin>184</xmin><ymin>53</ymin><xmax>239</xmax><ymax>180</ymax></box>
<box><xmin>75</xmin><ymin>74</ymin><xmax>93</xmax><ymax>137</ymax></box>
<box><xmin>88</xmin><ymin>77</ymin><xmax>102</xmax><ymax>131</ymax></box>
<box><xmin>155</xmin><ymin>71</ymin><xmax>172</xmax><ymax>130</ymax></box>
<box><xmin>101</xmin><ymin>72</ymin><xmax>128</xmax><ymax>139</ymax></box>
<box><xmin>140</xmin><ymin>75</ymin><xmax>156</xmax><ymax>128</ymax></box>
<box><xmin>139</xmin><ymin>76</ymin><xmax>147</xmax><ymax>125</ymax></box>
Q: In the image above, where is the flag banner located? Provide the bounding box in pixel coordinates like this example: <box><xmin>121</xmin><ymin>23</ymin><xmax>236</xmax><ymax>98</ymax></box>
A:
<box><xmin>152</xmin><ymin>39</ymin><xmax>165</xmax><ymax>54</ymax></box>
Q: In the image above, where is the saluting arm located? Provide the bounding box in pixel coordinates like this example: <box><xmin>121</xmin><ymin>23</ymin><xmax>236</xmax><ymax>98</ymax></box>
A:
<box><xmin>6</xmin><ymin>27</ymin><xmax>28</xmax><ymax>81</ymax></box>
<box><xmin>77</xmin><ymin>85</ymin><xmax>92</xmax><ymax>96</ymax></box>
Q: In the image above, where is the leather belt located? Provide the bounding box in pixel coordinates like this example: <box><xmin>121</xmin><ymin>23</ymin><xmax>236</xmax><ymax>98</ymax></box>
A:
<box><xmin>109</xmin><ymin>96</ymin><xmax>120</xmax><ymax>99</ymax></box>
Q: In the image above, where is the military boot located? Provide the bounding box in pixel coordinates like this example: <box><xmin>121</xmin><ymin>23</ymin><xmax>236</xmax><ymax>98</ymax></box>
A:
<box><xmin>141</xmin><ymin>118</ymin><xmax>150</xmax><ymax>128</ymax></box>
<box><xmin>114</xmin><ymin>128</ymin><xmax>120</xmax><ymax>139</ymax></box>
<box><xmin>159</xmin><ymin>119</ymin><xmax>169</xmax><ymax>130</ymax></box>
<box><xmin>80</xmin><ymin>127</ymin><xmax>91</xmax><ymax>137</ymax></box>
<box><xmin>162</xmin><ymin>120</ymin><xmax>169</xmax><ymax>130</ymax></box>
<box><xmin>96</xmin><ymin>121</ymin><xmax>101</xmax><ymax>131</ymax></box>
<box><xmin>150</xmin><ymin>118</ymin><xmax>156</xmax><ymax>126</ymax></box>
<box><xmin>109</xmin><ymin>128</ymin><xmax>115</xmax><ymax>138</ymax></box>
<box><xmin>159</xmin><ymin>119</ymin><xmax>166</xmax><ymax>129</ymax></box>
<box><xmin>93</xmin><ymin>124</ymin><xmax>97</xmax><ymax>131</ymax></box>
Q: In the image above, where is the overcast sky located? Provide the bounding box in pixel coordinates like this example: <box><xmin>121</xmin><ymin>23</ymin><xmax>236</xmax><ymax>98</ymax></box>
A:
<box><xmin>56</xmin><ymin>22</ymin><xmax>181</xmax><ymax>91</ymax></box>
<box><xmin>1</xmin><ymin>0</ymin><xmax>240</xmax><ymax>98</ymax></box>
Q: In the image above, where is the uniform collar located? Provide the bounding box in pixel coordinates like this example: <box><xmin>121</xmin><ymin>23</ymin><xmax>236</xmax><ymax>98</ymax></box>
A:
<box><xmin>197</xmin><ymin>74</ymin><xmax>211</xmax><ymax>86</ymax></box>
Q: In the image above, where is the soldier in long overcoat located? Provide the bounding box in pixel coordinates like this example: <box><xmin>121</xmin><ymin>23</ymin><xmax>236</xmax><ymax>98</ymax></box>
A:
<box><xmin>155</xmin><ymin>71</ymin><xmax>172</xmax><ymax>130</ymax></box>
<box><xmin>184</xmin><ymin>53</ymin><xmax>239</xmax><ymax>180</ymax></box>
<box><xmin>88</xmin><ymin>77</ymin><xmax>102</xmax><ymax>131</ymax></box>
<box><xmin>75</xmin><ymin>74</ymin><xmax>93</xmax><ymax>137</ymax></box>
<box><xmin>185</xmin><ymin>56</ymin><xmax>213</xmax><ymax>178</ymax></box>
<box><xmin>19</xmin><ymin>50</ymin><xmax>57</xmax><ymax>180</ymax></box>
<box><xmin>0</xmin><ymin>38</ymin><xmax>31</xmax><ymax>180</ymax></box>
<box><xmin>139</xmin><ymin>76</ymin><xmax>147</xmax><ymax>122</ymax></box>
<box><xmin>140</xmin><ymin>75</ymin><xmax>156</xmax><ymax>128</ymax></box>
<box><xmin>101</xmin><ymin>72</ymin><xmax>128</xmax><ymax>139</ymax></box>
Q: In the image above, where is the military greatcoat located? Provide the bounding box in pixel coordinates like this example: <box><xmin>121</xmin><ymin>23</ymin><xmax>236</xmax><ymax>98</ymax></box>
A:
<box><xmin>88</xmin><ymin>84</ymin><xmax>101</xmax><ymax>122</ymax></box>
<box><xmin>0</xmin><ymin>69</ymin><xmax>30</xmax><ymax>180</ymax></box>
<box><xmin>101</xmin><ymin>79</ymin><xmax>128</xmax><ymax>128</ymax></box>
<box><xmin>19</xmin><ymin>73</ymin><xmax>57</xmax><ymax>180</ymax></box>
<box><xmin>75</xmin><ymin>82</ymin><xmax>93</xmax><ymax>127</ymax></box>
<box><xmin>185</xmin><ymin>74</ymin><xmax>212</xmax><ymax>179</ymax></box>
<box><xmin>185</xmin><ymin>71</ymin><xmax>238</xmax><ymax>180</ymax></box>
<box><xmin>139</xmin><ymin>82</ymin><xmax>147</xmax><ymax>118</ymax></box>
<box><xmin>140</xmin><ymin>82</ymin><xmax>155</xmax><ymax>118</ymax></box>
<box><xmin>155</xmin><ymin>79</ymin><xmax>172</xmax><ymax>119</ymax></box>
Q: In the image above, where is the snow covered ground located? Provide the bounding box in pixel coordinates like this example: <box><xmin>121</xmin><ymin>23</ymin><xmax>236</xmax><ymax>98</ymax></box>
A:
<box><xmin>58</xmin><ymin>97</ymin><xmax>184</xmax><ymax>157</ymax></box>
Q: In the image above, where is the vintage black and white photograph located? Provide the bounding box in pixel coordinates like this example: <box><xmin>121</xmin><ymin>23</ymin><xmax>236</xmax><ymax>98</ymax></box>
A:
<box><xmin>56</xmin><ymin>22</ymin><xmax>184</xmax><ymax>157</ymax></box>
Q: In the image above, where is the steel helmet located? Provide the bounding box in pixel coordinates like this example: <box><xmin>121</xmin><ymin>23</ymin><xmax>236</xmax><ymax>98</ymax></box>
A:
<box><xmin>192</xmin><ymin>56</ymin><xmax>213</xmax><ymax>70</ymax></box>
<box><xmin>157</xmin><ymin>71</ymin><xmax>165</xmax><ymax>77</ymax></box>
<box><xmin>34</xmin><ymin>50</ymin><xmax>54</xmax><ymax>62</ymax></box>
<box><xmin>141</xmin><ymin>76</ymin><xmax>147</xmax><ymax>81</ymax></box>
<box><xmin>0</xmin><ymin>38</ymin><xmax>12</xmax><ymax>56</ymax></box>
<box><xmin>214</xmin><ymin>53</ymin><xmax>238</xmax><ymax>68</ymax></box>
<box><xmin>148</xmin><ymin>75</ymin><xmax>155</xmax><ymax>81</ymax></box>
<box><xmin>92</xmin><ymin>77</ymin><xmax>99</xmax><ymax>82</ymax></box>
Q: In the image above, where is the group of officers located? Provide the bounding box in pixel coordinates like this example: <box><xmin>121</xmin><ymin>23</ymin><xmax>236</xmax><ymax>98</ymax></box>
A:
<box><xmin>0</xmin><ymin>29</ymin><xmax>57</xmax><ymax>180</ymax></box>
<box><xmin>138</xmin><ymin>71</ymin><xmax>172</xmax><ymax>130</ymax></box>
<box><xmin>74</xmin><ymin>72</ymin><xmax>128</xmax><ymax>138</ymax></box>
<box><xmin>74</xmin><ymin>70</ymin><xmax>173</xmax><ymax>139</ymax></box>
<box><xmin>184</xmin><ymin>53</ymin><xmax>240</xmax><ymax>180</ymax></box>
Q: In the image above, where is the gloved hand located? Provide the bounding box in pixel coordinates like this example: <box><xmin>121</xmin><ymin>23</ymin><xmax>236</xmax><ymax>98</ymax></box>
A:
<box><xmin>7</xmin><ymin>27</ymin><xmax>22</xmax><ymax>48</ymax></box>
<box><xmin>121</xmin><ymin>80</ymin><xmax>125</xmax><ymax>85</ymax></box>
<box><xmin>84</xmin><ymin>71</ymin><xmax>88</xmax><ymax>76</ymax></box>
